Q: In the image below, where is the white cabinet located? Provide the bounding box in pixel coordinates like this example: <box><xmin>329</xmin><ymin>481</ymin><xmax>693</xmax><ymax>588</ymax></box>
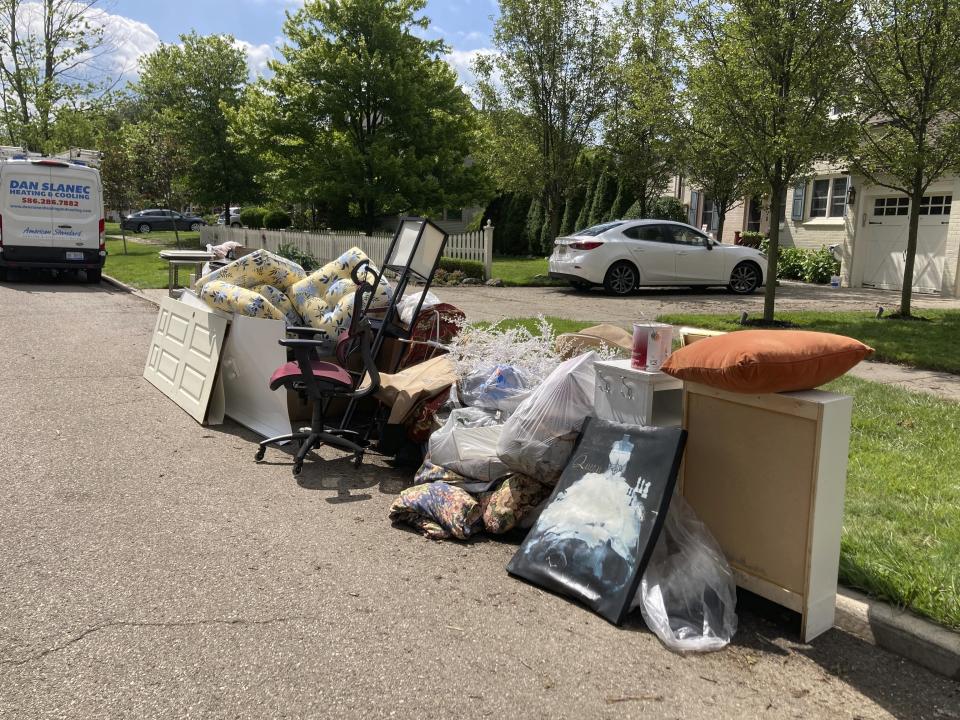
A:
<box><xmin>593</xmin><ymin>359</ymin><xmax>683</xmax><ymax>427</ymax></box>
<box><xmin>679</xmin><ymin>382</ymin><xmax>853</xmax><ymax>642</ymax></box>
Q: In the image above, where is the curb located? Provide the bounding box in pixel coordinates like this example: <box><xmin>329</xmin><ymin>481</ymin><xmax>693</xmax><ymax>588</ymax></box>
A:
<box><xmin>834</xmin><ymin>586</ymin><xmax>960</xmax><ymax>680</ymax></box>
<box><xmin>101</xmin><ymin>273</ymin><xmax>139</xmax><ymax>295</ymax></box>
<box><xmin>102</xmin><ymin>273</ymin><xmax>161</xmax><ymax>308</ymax></box>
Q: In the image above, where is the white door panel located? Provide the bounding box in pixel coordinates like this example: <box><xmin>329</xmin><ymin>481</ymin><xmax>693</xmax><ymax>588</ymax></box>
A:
<box><xmin>623</xmin><ymin>225</ymin><xmax>676</xmax><ymax>282</ymax></box>
<box><xmin>143</xmin><ymin>297</ymin><xmax>228</xmax><ymax>423</ymax></box>
<box><xmin>3</xmin><ymin>164</ymin><xmax>53</xmax><ymax>247</ymax></box>
<box><xmin>220</xmin><ymin>314</ymin><xmax>293</xmax><ymax>439</ymax></box>
<box><xmin>675</xmin><ymin>246</ymin><xmax>725</xmax><ymax>283</ymax></box>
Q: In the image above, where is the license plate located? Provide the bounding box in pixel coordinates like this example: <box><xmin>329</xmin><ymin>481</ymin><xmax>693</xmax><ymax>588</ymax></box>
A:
<box><xmin>66</xmin><ymin>251</ymin><xmax>84</xmax><ymax>260</ymax></box>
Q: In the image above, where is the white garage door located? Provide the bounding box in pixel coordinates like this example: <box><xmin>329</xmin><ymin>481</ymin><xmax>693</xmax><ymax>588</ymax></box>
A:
<box><xmin>861</xmin><ymin>194</ymin><xmax>951</xmax><ymax>293</ymax></box>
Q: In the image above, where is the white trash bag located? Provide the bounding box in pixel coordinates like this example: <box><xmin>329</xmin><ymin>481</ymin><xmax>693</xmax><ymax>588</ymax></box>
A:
<box><xmin>428</xmin><ymin>407</ymin><xmax>510</xmax><ymax>483</ymax></box>
<box><xmin>634</xmin><ymin>496</ymin><xmax>738</xmax><ymax>653</ymax></box>
<box><xmin>397</xmin><ymin>290</ymin><xmax>441</xmax><ymax>325</ymax></box>
<box><xmin>496</xmin><ymin>351</ymin><xmax>597</xmax><ymax>485</ymax></box>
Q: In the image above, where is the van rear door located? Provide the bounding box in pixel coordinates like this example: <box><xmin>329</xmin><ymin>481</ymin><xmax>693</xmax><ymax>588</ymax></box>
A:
<box><xmin>46</xmin><ymin>163</ymin><xmax>100</xmax><ymax>253</ymax></box>
<box><xmin>3</xmin><ymin>161</ymin><xmax>54</xmax><ymax>250</ymax></box>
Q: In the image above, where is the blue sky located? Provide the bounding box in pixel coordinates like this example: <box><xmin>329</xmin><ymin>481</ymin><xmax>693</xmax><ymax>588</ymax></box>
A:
<box><xmin>109</xmin><ymin>0</ymin><xmax>497</xmax><ymax>85</ymax></box>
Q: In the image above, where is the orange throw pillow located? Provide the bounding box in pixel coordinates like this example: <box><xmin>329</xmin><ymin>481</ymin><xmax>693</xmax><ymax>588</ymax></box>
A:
<box><xmin>661</xmin><ymin>330</ymin><xmax>874</xmax><ymax>393</ymax></box>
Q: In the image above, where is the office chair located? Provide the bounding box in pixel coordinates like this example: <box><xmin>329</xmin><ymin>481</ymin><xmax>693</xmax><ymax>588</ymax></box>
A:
<box><xmin>254</xmin><ymin>261</ymin><xmax>381</xmax><ymax>475</ymax></box>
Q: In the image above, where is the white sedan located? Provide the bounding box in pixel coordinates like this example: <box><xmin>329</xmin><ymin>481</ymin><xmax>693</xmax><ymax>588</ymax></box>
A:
<box><xmin>548</xmin><ymin>220</ymin><xmax>768</xmax><ymax>296</ymax></box>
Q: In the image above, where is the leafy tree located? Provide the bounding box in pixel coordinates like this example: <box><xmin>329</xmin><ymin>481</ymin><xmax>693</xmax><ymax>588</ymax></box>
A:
<box><xmin>688</xmin><ymin>0</ymin><xmax>854</xmax><ymax>320</ymax></box>
<box><xmin>574</xmin><ymin>178</ymin><xmax>595</xmax><ymax>230</ymax></box>
<box><xmin>123</xmin><ymin>113</ymin><xmax>190</xmax><ymax>245</ymax></box>
<box><xmin>680</xmin><ymin>105</ymin><xmax>758</xmax><ymax>244</ymax></box>
<box><xmin>605</xmin><ymin>0</ymin><xmax>682</xmax><ymax>219</ymax></box>
<box><xmin>235</xmin><ymin>0</ymin><xmax>484</xmax><ymax>232</ymax></box>
<box><xmin>136</xmin><ymin>33</ymin><xmax>254</xmax><ymax>220</ymax></box>
<box><xmin>0</xmin><ymin>0</ymin><xmax>107</xmax><ymax>150</ymax></box>
<box><xmin>524</xmin><ymin>195</ymin><xmax>545</xmax><ymax>253</ymax></box>
<box><xmin>475</xmin><ymin>0</ymin><xmax>616</xmax><ymax>242</ymax></box>
<box><xmin>849</xmin><ymin>0</ymin><xmax>960</xmax><ymax>316</ymax></box>
<box><xmin>587</xmin><ymin>170</ymin><xmax>616</xmax><ymax>227</ymax></box>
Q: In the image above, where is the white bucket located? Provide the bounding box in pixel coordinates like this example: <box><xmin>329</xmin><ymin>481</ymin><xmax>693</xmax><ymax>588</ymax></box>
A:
<box><xmin>830</xmin><ymin>275</ymin><xmax>841</xmax><ymax>288</ymax></box>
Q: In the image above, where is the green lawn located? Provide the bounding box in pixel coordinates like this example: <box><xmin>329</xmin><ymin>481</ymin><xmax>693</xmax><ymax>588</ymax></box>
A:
<box><xmin>491</xmin><ymin>256</ymin><xmax>564</xmax><ymax>287</ymax></box>
<box><xmin>658</xmin><ymin>310</ymin><xmax>960</xmax><ymax>374</ymax></box>
<box><xmin>504</xmin><ymin>315</ymin><xmax>960</xmax><ymax>630</ymax></box>
<box><xmin>103</xmin><ymin>236</ymin><xmax>205</xmax><ymax>289</ymax></box>
<box><xmin>105</xmin><ymin>221</ymin><xmax>203</xmax><ymax>246</ymax></box>
<box><xmin>825</xmin><ymin>375</ymin><xmax>960</xmax><ymax>630</ymax></box>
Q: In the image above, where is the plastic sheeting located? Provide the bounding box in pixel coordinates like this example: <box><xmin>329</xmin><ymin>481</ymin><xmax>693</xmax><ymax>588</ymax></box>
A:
<box><xmin>633</xmin><ymin>496</ymin><xmax>738</xmax><ymax>653</ymax></box>
<box><xmin>496</xmin><ymin>351</ymin><xmax>597</xmax><ymax>485</ymax></box>
<box><xmin>459</xmin><ymin>364</ymin><xmax>532</xmax><ymax>414</ymax></box>
<box><xmin>428</xmin><ymin>407</ymin><xmax>510</xmax><ymax>483</ymax></box>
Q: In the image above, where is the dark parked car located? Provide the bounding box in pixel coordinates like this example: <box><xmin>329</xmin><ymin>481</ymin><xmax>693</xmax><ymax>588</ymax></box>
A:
<box><xmin>121</xmin><ymin>209</ymin><xmax>206</xmax><ymax>234</ymax></box>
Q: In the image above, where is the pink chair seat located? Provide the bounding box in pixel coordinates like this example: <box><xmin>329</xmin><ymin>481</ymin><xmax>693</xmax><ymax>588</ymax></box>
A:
<box><xmin>269</xmin><ymin>359</ymin><xmax>353</xmax><ymax>391</ymax></box>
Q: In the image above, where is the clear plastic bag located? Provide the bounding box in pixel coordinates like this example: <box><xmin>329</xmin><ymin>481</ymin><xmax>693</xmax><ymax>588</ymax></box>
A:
<box><xmin>459</xmin><ymin>364</ymin><xmax>532</xmax><ymax>414</ymax></box>
<box><xmin>428</xmin><ymin>407</ymin><xmax>510</xmax><ymax>483</ymax></box>
<box><xmin>633</xmin><ymin>496</ymin><xmax>738</xmax><ymax>653</ymax></box>
<box><xmin>496</xmin><ymin>351</ymin><xmax>597</xmax><ymax>485</ymax></box>
<box><xmin>398</xmin><ymin>290</ymin><xmax>441</xmax><ymax>325</ymax></box>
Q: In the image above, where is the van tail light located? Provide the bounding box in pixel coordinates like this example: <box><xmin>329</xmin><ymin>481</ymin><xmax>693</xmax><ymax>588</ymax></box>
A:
<box><xmin>569</xmin><ymin>240</ymin><xmax>604</xmax><ymax>251</ymax></box>
<box><xmin>99</xmin><ymin>218</ymin><xmax>105</xmax><ymax>251</ymax></box>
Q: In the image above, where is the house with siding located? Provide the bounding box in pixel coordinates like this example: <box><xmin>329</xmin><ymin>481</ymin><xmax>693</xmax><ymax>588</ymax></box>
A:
<box><xmin>671</xmin><ymin>165</ymin><xmax>960</xmax><ymax>297</ymax></box>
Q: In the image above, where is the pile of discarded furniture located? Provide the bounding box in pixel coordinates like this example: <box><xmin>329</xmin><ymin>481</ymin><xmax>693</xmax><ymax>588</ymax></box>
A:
<box><xmin>142</xmin><ymin>217</ymin><xmax>874</xmax><ymax>652</ymax></box>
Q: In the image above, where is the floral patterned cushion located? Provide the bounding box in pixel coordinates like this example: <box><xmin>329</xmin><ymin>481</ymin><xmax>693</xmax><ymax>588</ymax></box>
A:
<box><xmin>195</xmin><ymin>247</ymin><xmax>392</xmax><ymax>336</ymax></box>
<box><xmin>287</xmin><ymin>247</ymin><xmax>392</xmax><ymax>339</ymax></box>
<box><xmin>199</xmin><ymin>280</ymin><xmax>287</xmax><ymax>322</ymax></box>
<box><xmin>195</xmin><ymin>249</ymin><xmax>306</xmax><ymax>293</ymax></box>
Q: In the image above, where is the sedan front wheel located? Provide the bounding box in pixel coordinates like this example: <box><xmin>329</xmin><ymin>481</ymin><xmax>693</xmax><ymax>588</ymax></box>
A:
<box><xmin>603</xmin><ymin>261</ymin><xmax>638</xmax><ymax>296</ymax></box>
<box><xmin>189</xmin><ymin>222</ymin><xmax>202</xmax><ymax>232</ymax></box>
<box><xmin>728</xmin><ymin>262</ymin><xmax>761</xmax><ymax>294</ymax></box>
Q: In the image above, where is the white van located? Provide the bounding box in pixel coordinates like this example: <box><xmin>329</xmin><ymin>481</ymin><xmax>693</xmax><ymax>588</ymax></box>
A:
<box><xmin>0</xmin><ymin>158</ymin><xmax>106</xmax><ymax>282</ymax></box>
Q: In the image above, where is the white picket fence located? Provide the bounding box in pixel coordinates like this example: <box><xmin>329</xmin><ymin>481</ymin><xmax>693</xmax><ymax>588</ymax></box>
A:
<box><xmin>200</xmin><ymin>222</ymin><xmax>493</xmax><ymax>278</ymax></box>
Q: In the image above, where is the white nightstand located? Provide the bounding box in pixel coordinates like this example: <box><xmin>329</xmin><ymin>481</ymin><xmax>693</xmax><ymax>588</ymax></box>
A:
<box><xmin>593</xmin><ymin>358</ymin><xmax>683</xmax><ymax>427</ymax></box>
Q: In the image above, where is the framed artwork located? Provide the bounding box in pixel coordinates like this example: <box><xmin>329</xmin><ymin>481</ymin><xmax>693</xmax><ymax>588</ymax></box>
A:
<box><xmin>507</xmin><ymin>417</ymin><xmax>687</xmax><ymax>625</ymax></box>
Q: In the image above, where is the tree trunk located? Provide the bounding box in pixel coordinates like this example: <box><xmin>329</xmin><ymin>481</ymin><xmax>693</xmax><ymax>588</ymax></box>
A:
<box><xmin>763</xmin><ymin>183</ymin><xmax>785</xmax><ymax>322</ymax></box>
<box><xmin>900</xmin><ymin>173</ymin><xmax>923</xmax><ymax>317</ymax></box>
<box><xmin>716</xmin><ymin>210</ymin><xmax>726</xmax><ymax>245</ymax></box>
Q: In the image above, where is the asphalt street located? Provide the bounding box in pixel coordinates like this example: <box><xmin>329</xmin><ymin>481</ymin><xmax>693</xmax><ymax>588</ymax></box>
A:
<box><xmin>1</xmin><ymin>277</ymin><xmax>957</xmax><ymax>719</ymax></box>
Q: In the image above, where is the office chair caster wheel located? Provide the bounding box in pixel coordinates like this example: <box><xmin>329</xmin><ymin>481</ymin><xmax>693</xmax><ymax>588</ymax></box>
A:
<box><xmin>254</xmin><ymin>447</ymin><xmax>266</xmax><ymax>462</ymax></box>
<box><xmin>353</xmin><ymin>453</ymin><xmax>363</xmax><ymax>468</ymax></box>
<box><xmin>293</xmin><ymin>461</ymin><xmax>303</xmax><ymax>476</ymax></box>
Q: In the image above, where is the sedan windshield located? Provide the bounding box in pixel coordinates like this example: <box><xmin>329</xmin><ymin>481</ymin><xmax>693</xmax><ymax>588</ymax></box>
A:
<box><xmin>575</xmin><ymin>221</ymin><xmax>625</xmax><ymax>237</ymax></box>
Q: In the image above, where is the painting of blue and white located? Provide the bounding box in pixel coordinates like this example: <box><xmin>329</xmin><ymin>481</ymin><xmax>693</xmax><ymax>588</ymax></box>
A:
<box><xmin>508</xmin><ymin>418</ymin><xmax>687</xmax><ymax>625</ymax></box>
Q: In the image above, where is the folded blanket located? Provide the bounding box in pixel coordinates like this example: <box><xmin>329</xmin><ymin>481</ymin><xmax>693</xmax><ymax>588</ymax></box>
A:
<box><xmin>389</xmin><ymin>482</ymin><xmax>482</xmax><ymax>540</ymax></box>
<box><xmin>480</xmin><ymin>474</ymin><xmax>550</xmax><ymax>534</ymax></box>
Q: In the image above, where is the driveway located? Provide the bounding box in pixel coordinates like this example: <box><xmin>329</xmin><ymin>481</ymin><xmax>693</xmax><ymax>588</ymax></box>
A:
<box><xmin>435</xmin><ymin>281</ymin><xmax>960</xmax><ymax>323</ymax></box>
<box><xmin>1</xmin><ymin>278</ymin><xmax>958</xmax><ymax>719</ymax></box>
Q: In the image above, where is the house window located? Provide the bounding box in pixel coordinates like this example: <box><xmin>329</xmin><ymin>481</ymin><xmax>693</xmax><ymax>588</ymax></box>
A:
<box><xmin>830</xmin><ymin>178</ymin><xmax>848</xmax><ymax>217</ymax></box>
<box><xmin>919</xmin><ymin>195</ymin><xmax>952</xmax><ymax>216</ymax></box>
<box><xmin>873</xmin><ymin>197</ymin><xmax>909</xmax><ymax>216</ymax></box>
<box><xmin>689</xmin><ymin>190</ymin><xmax>700</xmax><ymax>226</ymax></box>
<box><xmin>810</xmin><ymin>177</ymin><xmax>848</xmax><ymax>218</ymax></box>
<box><xmin>701</xmin><ymin>197</ymin><xmax>719</xmax><ymax>232</ymax></box>
<box><xmin>746</xmin><ymin>196</ymin><xmax>762</xmax><ymax>232</ymax></box>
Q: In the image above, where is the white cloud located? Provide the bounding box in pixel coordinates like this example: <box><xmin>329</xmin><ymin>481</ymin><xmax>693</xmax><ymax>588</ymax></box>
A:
<box><xmin>233</xmin><ymin>39</ymin><xmax>275</xmax><ymax>79</ymax></box>
<box><xmin>444</xmin><ymin>47</ymin><xmax>494</xmax><ymax>89</ymax></box>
